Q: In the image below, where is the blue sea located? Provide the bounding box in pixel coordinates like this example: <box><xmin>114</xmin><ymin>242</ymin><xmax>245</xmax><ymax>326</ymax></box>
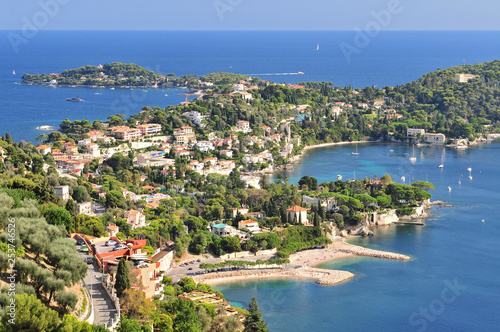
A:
<box><xmin>1</xmin><ymin>30</ymin><xmax>500</xmax><ymax>142</ymax></box>
<box><xmin>1</xmin><ymin>31</ymin><xmax>500</xmax><ymax>331</ymax></box>
<box><xmin>215</xmin><ymin>143</ymin><xmax>500</xmax><ymax>332</ymax></box>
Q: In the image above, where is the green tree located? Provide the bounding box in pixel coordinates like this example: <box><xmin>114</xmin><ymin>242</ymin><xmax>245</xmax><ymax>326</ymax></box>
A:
<box><xmin>155</xmin><ymin>314</ymin><xmax>173</xmax><ymax>332</ymax></box>
<box><xmin>117</xmin><ymin>316</ymin><xmax>143</xmax><ymax>332</ymax></box>
<box><xmin>43</xmin><ymin>208</ymin><xmax>74</xmax><ymax>232</ymax></box>
<box><xmin>411</xmin><ymin>181</ymin><xmax>436</xmax><ymax>191</ymax></box>
<box><xmin>31</xmin><ymin>155</ymin><xmax>45</xmax><ymax>175</ymax></box>
<box><xmin>172</xmin><ymin>299</ymin><xmax>200</xmax><ymax>332</ymax></box>
<box><xmin>115</xmin><ymin>258</ymin><xmax>131</xmax><ymax>297</ymax></box>
<box><xmin>221</xmin><ymin>236</ymin><xmax>242</xmax><ymax>253</ymax></box>
<box><xmin>196</xmin><ymin>305</ymin><xmax>213</xmax><ymax>332</ymax></box>
<box><xmin>380</xmin><ymin>174</ymin><xmax>393</xmax><ymax>184</ymax></box>
<box><xmin>1</xmin><ymin>293</ymin><xmax>59</xmax><ymax>331</ymax></box>
<box><xmin>65</xmin><ymin>199</ymin><xmax>77</xmax><ymax>217</ymax></box>
<box><xmin>105</xmin><ymin>190</ymin><xmax>125</xmax><ymax>209</ymax></box>
<box><xmin>54</xmin><ymin>290</ymin><xmax>78</xmax><ymax>313</ymax></box>
<box><xmin>72</xmin><ymin>186</ymin><xmax>91</xmax><ymax>203</ymax></box>
<box><xmin>244</xmin><ymin>297</ymin><xmax>269</xmax><ymax>332</ymax></box>
<box><xmin>59</xmin><ymin>314</ymin><xmax>93</xmax><ymax>331</ymax></box>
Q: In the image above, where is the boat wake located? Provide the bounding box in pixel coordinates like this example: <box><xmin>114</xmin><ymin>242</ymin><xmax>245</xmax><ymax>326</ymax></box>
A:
<box><xmin>246</xmin><ymin>72</ymin><xmax>304</xmax><ymax>76</ymax></box>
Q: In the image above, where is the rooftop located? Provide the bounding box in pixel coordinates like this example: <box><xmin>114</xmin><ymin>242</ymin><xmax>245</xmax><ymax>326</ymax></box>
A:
<box><xmin>286</xmin><ymin>206</ymin><xmax>310</xmax><ymax>212</ymax></box>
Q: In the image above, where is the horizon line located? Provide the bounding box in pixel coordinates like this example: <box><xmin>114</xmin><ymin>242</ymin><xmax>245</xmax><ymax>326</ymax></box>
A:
<box><xmin>1</xmin><ymin>29</ymin><xmax>500</xmax><ymax>32</ymax></box>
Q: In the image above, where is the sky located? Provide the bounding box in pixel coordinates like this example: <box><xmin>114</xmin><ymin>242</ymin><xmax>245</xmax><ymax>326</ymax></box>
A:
<box><xmin>0</xmin><ymin>0</ymin><xmax>499</xmax><ymax>31</ymax></box>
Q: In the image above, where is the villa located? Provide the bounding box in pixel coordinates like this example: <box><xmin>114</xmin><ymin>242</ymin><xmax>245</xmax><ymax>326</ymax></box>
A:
<box><xmin>286</xmin><ymin>205</ymin><xmax>310</xmax><ymax>225</ymax></box>
<box><xmin>238</xmin><ymin>220</ymin><xmax>261</xmax><ymax>233</ymax></box>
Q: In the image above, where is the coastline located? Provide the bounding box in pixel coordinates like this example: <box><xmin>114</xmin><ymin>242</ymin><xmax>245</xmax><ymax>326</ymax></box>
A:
<box><xmin>302</xmin><ymin>140</ymin><xmax>373</xmax><ymax>151</ymax></box>
<box><xmin>20</xmin><ymin>82</ymin><xmax>189</xmax><ymax>90</ymax></box>
<box><xmin>195</xmin><ymin>241</ymin><xmax>409</xmax><ymax>287</ymax></box>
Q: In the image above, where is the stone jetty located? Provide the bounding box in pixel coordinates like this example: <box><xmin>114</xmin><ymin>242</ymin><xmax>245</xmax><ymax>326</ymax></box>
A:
<box><xmin>333</xmin><ymin>242</ymin><xmax>411</xmax><ymax>261</ymax></box>
<box><xmin>195</xmin><ymin>267</ymin><xmax>355</xmax><ymax>286</ymax></box>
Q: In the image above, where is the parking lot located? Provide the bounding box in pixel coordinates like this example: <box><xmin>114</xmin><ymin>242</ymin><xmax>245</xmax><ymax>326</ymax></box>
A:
<box><xmin>167</xmin><ymin>253</ymin><xmax>277</xmax><ymax>283</ymax></box>
<box><xmin>92</xmin><ymin>240</ymin><xmax>121</xmax><ymax>255</ymax></box>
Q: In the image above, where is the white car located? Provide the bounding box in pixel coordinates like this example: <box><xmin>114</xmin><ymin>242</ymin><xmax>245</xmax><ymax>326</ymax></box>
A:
<box><xmin>105</xmin><ymin>240</ymin><xmax>117</xmax><ymax>246</ymax></box>
<box><xmin>112</xmin><ymin>244</ymin><xmax>127</xmax><ymax>251</ymax></box>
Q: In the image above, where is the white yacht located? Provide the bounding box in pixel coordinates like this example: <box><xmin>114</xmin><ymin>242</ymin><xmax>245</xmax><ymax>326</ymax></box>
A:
<box><xmin>352</xmin><ymin>144</ymin><xmax>359</xmax><ymax>156</ymax></box>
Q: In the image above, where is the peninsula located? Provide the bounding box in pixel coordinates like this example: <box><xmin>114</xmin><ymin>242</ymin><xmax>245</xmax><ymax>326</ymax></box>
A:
<box><xmin>4</xmin><ymin>59</ymin><xmax>500</xmax><ymax>331</ymax></box>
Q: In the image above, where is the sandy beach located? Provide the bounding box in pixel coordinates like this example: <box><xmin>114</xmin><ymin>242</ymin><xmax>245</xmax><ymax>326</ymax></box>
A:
<box><xmin>194</xmin><ymin>240</ymin><xmax>409</xmax><ymax>287</ymax></box>
<box><xmin>303</xmin><ymin>140</ymin><xmax>373</xmax><ymax>151</ymax></box>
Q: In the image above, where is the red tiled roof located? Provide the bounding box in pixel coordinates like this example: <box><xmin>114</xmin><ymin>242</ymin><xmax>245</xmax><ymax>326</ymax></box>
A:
<box><xmin>239</xmin><ymin>220</ymin><xmax>258</xmax><ymax>224</ymax></box>
<box><xmin>286</xmin><ymin>206</ymin><xmax>310</xmax><ymax>212</ymax></box>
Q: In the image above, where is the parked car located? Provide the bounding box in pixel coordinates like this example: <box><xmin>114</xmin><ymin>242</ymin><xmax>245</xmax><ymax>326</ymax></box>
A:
<box><xmin>105</xmin><ymin>240</ymin><xmax>117</xmax><ymax>246</ymax></box>
<box><xmin>112</xmin><ymin>244</ymin><xmax>127</xmax><ymax>251</ymax></box>
<box><xmin>84</xmin><ymin>257</ymin><xmax>94</xmax><ymax>264</ymax></box>
<box><xmin>76</xmin><ymin>238</ymin><xmax>85</xmax><ymax>245</ymax></box>
<box><xmin>188</xmin><ymin>267</ymin><xmax>193</xmax><ymax>271</ymax></box>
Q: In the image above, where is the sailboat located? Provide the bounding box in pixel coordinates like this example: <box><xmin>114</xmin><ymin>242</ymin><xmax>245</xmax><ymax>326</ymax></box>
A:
<box><xmin>439</xmin><ymin>151</ymin><xmax>444</xmax><ymax>168</ymax></box>
<box><xmin>352</xmin><ymin>144</ymin><xmax>359</xmax><ymax>155</ymax></box>
<box><xmin>409</xmin><ymin>145</ymin><xmax>417</xmax><ymax>162</ymax></box>
<box><xmin>316</xmin><ymin>44</ymin><xmax>320</xmax><ymax>51</ymax></box>
<box><xmin>467</xmin><ymin>167</ymin><xmax>472</xmax><ymax>180</ymax></box>
<box><xmin>458</xmin><ymin>175</ymin><xmax>461</xmax><ymax>185</ymax></box>
<box><xmin>12</xmin><ymin>70</ymin><xmax>16</xmax><ymax>75</ymax></box>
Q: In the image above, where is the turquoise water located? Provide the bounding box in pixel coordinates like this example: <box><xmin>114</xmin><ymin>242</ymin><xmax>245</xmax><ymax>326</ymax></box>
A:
<box><xmin>2</xmin><ymin>30</ymin><xmax>500</xmax><ymax>142</ymax></box>
<box><xmin>215</xmin><ymin>143</ymin><xmax>500</xmax><ymax>331</ymax></box>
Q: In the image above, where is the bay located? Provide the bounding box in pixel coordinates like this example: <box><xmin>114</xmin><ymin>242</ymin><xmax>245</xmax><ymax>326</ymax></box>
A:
<box><xmin>215</xmin><ymin>142</ymin><xmax>500</xmax><ymax>332</ymax></box>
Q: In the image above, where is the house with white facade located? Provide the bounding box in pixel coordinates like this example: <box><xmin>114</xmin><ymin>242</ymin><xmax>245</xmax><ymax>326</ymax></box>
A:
<box><xmin>424</xmin><ymin>133</ymin><xmax>446</xmax><ymax>145</ymax></box>
<box><xmin>36</xmin><ymin>145</ymin><xmax>52</xmax><ymax>155</ymax></box>
<box><xmin>124</xmin><ymin>209</ymin><xmax>148</xmax><ymax>229</ymax></box>
<box><xmin>407</xmin><ymin>128</ymin><xmax>425</xmax><ymax>137</ymax></box>
<box><xmin>54</xmin><ymin>185</ymin><xmax>70</xmax><ymax>201</ymax></box>
<box><xmin>286</xmin><ymin>206</ymin><xmax>310</xmax><ymax>225</ymax></box>
<box><xmin>76</xmin><ymin>201</ymin><xmax>92</xmax><ymax>215</ymax></box>
<box><xmin>238</xmin><ymin>220</ymin><xmax>260</xmax><ymax>233</ymax></box>
<box><xmin>235</xmin><ymin>120</ymin><xmax>251</xmax><ymax>133</ymax></box>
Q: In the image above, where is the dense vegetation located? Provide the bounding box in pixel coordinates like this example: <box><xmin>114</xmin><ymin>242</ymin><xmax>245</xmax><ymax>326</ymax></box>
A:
<box><xmin>9</xmin><ymin>60</ymin><xmax>500</xmax><ymax>330</ymax></box>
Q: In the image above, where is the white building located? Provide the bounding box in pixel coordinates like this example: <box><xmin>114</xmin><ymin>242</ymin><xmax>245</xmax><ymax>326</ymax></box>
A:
<box><xmin>210</xmin><ymin>223</ymin><xmax>250</xmax><ymax>239</ymax></box>
<box><xmin>286</xmin><ymin>206</ymin><xmax>310</xmax><ymax>225</ymax></box>
<box><xmin>238</xmin><ymin>220</ymin><xmax>260</xmax><ymax>233</ymax></box>
<box><xmin>236</xmin><ymin>120</ymin><xmax>251</xmax><ymax>133</ymax></box>
<box><xmin>220</xmin><ymin>150</ymin><xmax>233</xmax><ymax>158</ymax></box>
<box><xmin>137</xmin><ymin>124</ymin><xmax>162</xmax><ymax>136</ymax></box>
<box><xmin>237</xmin><ymin>91</ymin><xmax>253</xmax><ymax>101</ymax></box>
<box><xmin>424</xmin><ymin>133</ymin><xmax>446</xmax><ymax>145</ymax></box>
<box><xmin>233</xmin><ymin>84</ymin><xmax>245</xmax><ymax>91</ymax></box>
<box><xmin>195</xmin><ymin>141</ymin><xmax>215</xmax><ymax>152</ymax></box>
<box><xmin>455</xmin><ymin>73</ymin><xmax>479</xmax><ymax>83</ymax></box>
<box><xmin>241</xmin><ymin>175</ymin><xmax>261</xmax><ymax>189</ymax></box>
<box><xmin>78</xmin><ymin>138</ymin><xmax>92</xmax><ymax>147</ymax></box>
<box><xmin>407</xmin><ymin>128</ymin><xmax>425</xmax><ymax>137</ymax></box>
<box><xmin>76</xmin><ymin>201</ymin><xmax>92</xmax><ymax>215</ymax></box>
<box><xmin>54</xmin><ymin>185</ymin><xmax>70</xmax><ymax>201</ymax></box>
<box><xmin>124</xmin><ymin>209</ymin><xmax>148</xmax><ymax>229</ymax></box>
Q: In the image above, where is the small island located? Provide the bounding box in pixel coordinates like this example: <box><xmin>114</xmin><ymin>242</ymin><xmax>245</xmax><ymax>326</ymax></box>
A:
<box><xmin>20</xmin><ymin>62</ymin><xmax>257</xmax><ymax>90</ymax></box>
